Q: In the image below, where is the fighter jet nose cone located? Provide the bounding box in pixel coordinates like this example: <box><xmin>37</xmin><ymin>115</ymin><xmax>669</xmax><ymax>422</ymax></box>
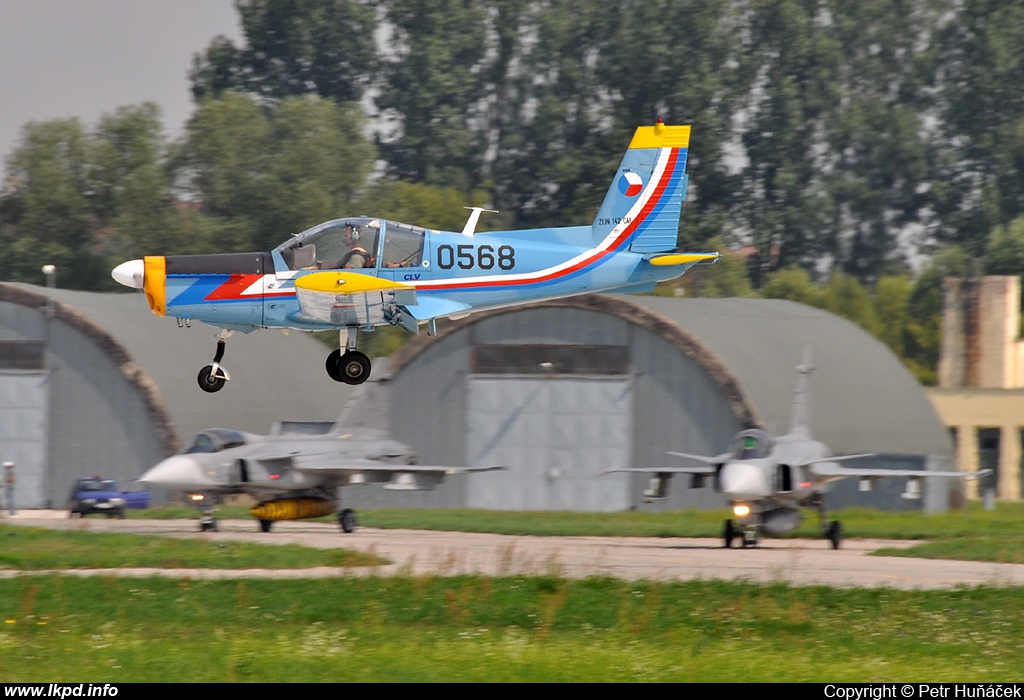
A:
<box><xmin>719</xmin><ymin>462</ymin><xmax>772</xmax><ymax>501</ymax></box>
<box><xmin>112</xmin><ymin>259</ymin><xmax>145</xmax><ymax>289</ymax></box>
<box><xmin>139</xmin><ymin>456</ymin><xmax>207</xmax><ymax>489</ymax></box>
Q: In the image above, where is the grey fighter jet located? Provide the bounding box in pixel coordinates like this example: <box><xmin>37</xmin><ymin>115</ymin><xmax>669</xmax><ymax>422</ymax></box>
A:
<box><xmin>603</xmin><ymin>353</ymin><xmax>988</xmax><ymax>549</ymax></box>
<box><xmin>139</xmin><ymin>422</ymin><xmax>503</xmax><ymax>533</ymax></box>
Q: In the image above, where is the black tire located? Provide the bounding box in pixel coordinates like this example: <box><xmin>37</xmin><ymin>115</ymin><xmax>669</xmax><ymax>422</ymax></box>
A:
<box><xmin>339</xmin><ymin>508</ymin><xmax>357</xmax><ymax>533</ymax></box>
<box><xmin>197</xmin><ymin>365</ymin><xmax>226</xmax><ymax>393</ymax></box>
<box><xmin>827</xmin><ymin>520</ymin><xmax>842</xmax><ymax>549</ymax></box>
<box><xmin>339</xmin><ymin>351</ymin><xmax>371</xmax><ymax>385</ymax></box>
<box><xmin>259</xmin><ymin>519</ymin><xmax>273</xmax><ymax>533</ymax></box>
<box><xmin>117</xmin><ymin>509</ymin><xmax>126</xmax><ymax>519</ymax></box>
<box><xmin>723</xmin><ymin>519</ymin><xmax>735</xmax><ymax>548</ymax></box>
<box><xmin>325</xmin><ymin>349</ymin><xmax>344</xmax><ymax>382</ymax></box>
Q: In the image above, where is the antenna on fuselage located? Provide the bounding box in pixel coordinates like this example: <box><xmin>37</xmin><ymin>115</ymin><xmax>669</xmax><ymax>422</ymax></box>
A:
<box><xmin>461</xmin><ymin>207</ymin><xmax>499</xmax><ymax>237</ymax></box>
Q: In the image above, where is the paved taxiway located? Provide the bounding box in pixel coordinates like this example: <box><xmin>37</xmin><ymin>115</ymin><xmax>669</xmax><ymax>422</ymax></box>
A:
<box><xmin>4</xmin><ymin>513</ymin><xmax>1024</xmax><ymax>589</ymax></box>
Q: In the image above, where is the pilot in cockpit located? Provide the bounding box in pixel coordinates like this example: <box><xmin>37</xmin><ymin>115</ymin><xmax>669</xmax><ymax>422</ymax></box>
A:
<box><xmin>336</xmin><ymin>224</ymin><xmax>372</xmax><ymax>269</ymax></box>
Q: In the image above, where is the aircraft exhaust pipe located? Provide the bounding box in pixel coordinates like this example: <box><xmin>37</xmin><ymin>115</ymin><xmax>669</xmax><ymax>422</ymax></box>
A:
<box><xmin>250</xmin><ymin>497</ymin><xmax>335</xmax><ymax>522</ymax></box>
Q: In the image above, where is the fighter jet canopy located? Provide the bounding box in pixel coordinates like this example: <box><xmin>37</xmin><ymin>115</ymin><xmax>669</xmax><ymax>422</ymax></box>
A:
<box><xmin>729</xmin><ymin>429</ymin><xmax>773</xmax><ymax>459</ymax></box>
<box><xmin>180</xmin><ymin>430</ymin><xmax>247</xmax><ymax>454</ymax></box>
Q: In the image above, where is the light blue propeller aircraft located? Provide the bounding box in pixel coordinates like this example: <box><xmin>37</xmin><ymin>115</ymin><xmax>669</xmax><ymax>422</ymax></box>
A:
<box><xmin>112</xmin><ymin>121</ymin><xmax>718</xmax><ymax>392</ymax></box>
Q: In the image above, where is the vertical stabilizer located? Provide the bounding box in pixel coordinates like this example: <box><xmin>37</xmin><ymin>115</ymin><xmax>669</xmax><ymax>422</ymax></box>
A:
<box><xmin>591</xmin><ymin>122</ymin><xmax>691</xmax><ymax>251</ymax></box>
<box><xmin>789</xmin><ymin>348</ymin><xmax>815</xmax><ymax>439</ymax></box>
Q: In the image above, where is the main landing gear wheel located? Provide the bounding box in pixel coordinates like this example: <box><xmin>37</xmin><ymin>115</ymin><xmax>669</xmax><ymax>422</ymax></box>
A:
<box><xmin>197</xmin><ymin>365</ymin><xmax>226</xmax><ymax>393</ymax></box>
<box><xmin>326</xmin><ymin>350</ymin><xmax>371</xmax><ymax>385</ymax></box>
<box><xmin>826</xmin><ymin>520</ymin><xmax>842</xmax><ymax>549</ymax></box>
<box><xmin>199</xmin><ymin>518</ymin><xmax>218</xmax><ymax>532</ymax></box>
<box><xmin>259</xmin><ymin>519</ymin><xmax>273</xmax><ymax>533</ymax></box>
<box><xmin>338</xmin><ymin>508</ymin><xmax>357</xmax><ymax>533</ymax></box>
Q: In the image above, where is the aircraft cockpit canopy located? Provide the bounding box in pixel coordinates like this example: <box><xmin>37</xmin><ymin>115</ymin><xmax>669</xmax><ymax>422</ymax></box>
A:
<box><xmin>729</xmin><ymin>429</ymin><xmax>773</xmax><ymax>460</ymax></box>
<box><xmin>275</xmin><ymin>217</ymin><xmax>427</xmax><ymax>271</ymax></box>
<box><xmin>181</xmin><ymin>430</ymin><xmax>247</xmax><ymax>454</ymax></box>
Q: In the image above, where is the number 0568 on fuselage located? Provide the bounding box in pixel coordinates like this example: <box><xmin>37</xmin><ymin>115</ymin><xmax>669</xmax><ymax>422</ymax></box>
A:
<box><xmin>112</xmin><ymin>122</ymin><xmax>718</xmax><ymax>392</ymax></box>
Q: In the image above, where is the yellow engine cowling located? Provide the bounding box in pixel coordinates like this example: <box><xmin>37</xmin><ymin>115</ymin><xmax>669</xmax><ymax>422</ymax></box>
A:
<box><xmin>250</xmin><ymin>497</ymin><xmax>335</xmax><ymax>522</ymax></box>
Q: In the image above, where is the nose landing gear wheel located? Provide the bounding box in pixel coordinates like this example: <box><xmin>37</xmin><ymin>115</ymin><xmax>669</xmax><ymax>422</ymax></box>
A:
<box><xmin>338</xmin><ymin>508</ymin><xmax>357</xmax><ymax>533</ymax></box>
<box><xmin>198</xmin><ymin>365</ymin><xmax>226</xmax><ymax>393</ymax></box>
<box><xmin>326</xmin><ymin>350</ymin><xmax>371</xmax><ymax>385</ymax></box>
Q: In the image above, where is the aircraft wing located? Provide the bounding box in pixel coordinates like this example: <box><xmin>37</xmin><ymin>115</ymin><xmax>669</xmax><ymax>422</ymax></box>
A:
<box><xmin>294</xmin><ymin>456</ymin><xmax>506</xmax><ymax>491</ymax></box>
<box><xmin>293</xmin><ymin>271</ymin><xmax>416</xmax><ymax>326</ymax></box>
<box><xmin>808</xmin><ymin>463</ymin><xmax>991</xmax><ymax>480</ymax></box>
<box><xmin>599</xmin><ymin>465</ymin><xmax>716</xmax><ymax>476</ymax></box>
<box><xmin>667</xmin><ymin>451</ymin><xmax>727</xmax><ymax>465</ymax></box>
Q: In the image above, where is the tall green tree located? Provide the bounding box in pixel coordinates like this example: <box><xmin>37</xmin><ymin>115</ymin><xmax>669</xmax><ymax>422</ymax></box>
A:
<box><xmin>1</xmin><ymin>119</ymin><xmax>104</xmax><ymax>288</ymax></box>
<box><xmin>173</xmin><ymin>92</ymin><xmax>375</xmax><ymax>251</ymax></box>
<box><xmin>190</xmin><ymin>0</ymin><xmax>378</xmax><ymax>105</ymax></box>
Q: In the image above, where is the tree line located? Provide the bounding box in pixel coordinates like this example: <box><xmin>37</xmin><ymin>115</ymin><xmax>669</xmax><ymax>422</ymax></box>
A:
<box><xmin>2</xmin><ymin>0</ymin><xmax>1023</xmax><ymax>382</ymax></box>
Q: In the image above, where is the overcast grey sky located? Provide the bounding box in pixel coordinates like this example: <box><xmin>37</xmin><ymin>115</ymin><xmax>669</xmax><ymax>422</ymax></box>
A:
<box><xmin>0</xmin><ymin>0</ymin><xmax>241</xmax><ymax>178</ymax></box>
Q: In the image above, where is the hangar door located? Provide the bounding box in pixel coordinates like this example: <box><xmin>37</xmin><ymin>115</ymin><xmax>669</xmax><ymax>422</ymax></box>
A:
<box><xmin>465</xmin><ymin>345</ymin><xmax>633</xmax><ymax>512</ymax></box>
<box><xmin>0</xmin><ymin>370</ymin><xmax>48</xmax><ymax>510</ymax></box>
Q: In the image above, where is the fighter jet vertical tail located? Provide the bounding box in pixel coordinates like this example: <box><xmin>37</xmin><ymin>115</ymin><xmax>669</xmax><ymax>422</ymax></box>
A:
<box><xmin>789</xmin><ymin>348</ymin><xmax>815</xmax><ymax>440</ymax></box>
<box><xmin>590</xmin><ymin>121</ymin><xmax>691</xmax><ymax>252</ymax></box>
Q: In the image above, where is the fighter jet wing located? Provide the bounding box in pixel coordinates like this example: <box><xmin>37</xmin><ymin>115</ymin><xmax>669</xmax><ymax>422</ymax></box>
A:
<box><xmin>667</xmin><ymin>451</ymin><xmax>729</xmax><ymax>466</ymax></box>
<box><xmin>599</xmin><ymin>465</ymin><xmax>716</xmax><ymax>476</ymax></box>
<box><xmin>293</xmin><ymin>456</ymin><xmax>506</xmax><ymax>491</ymax></box>
<box><xmin>808</xmin><ymin>463</ymin><xmax>991</xmax><ymax>479</ymax></box>
<box><xmin>292</xmin><ymin>455</ymin><xmax>505</xmax><ymax>476</ymax></box>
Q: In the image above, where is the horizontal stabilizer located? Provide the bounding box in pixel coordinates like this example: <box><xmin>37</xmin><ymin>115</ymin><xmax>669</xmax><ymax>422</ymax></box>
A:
<box><xmin>645</xmin><ymin>252</ymin><xmax>720</xmax><ymax>267</ymax></box>
<box><xmin>406</xmin><ymin>295</ymin><xmax>473</xmax><ymax>321</ymax></box>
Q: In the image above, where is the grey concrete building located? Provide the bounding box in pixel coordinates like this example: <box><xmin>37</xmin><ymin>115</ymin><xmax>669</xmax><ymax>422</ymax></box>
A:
<box><xmin>0</xmin><ymin>283</ymin><xmax>353</xmax><ymax>509</ymax></box>
<box><xmin>345</xmin><ymin>294</ymin><xmax>956</xmax><ymax>513</ymax></box>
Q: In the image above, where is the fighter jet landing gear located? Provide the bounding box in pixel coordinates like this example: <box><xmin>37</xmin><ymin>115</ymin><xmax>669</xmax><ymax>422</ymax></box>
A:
<box><xmin>724</xmin><ymin>518</ymin><xmax>760</xmax><ymax>548</ymax></box>
<box><xmin>197</xmin><ymin>332</ymin><xmax>233</xmax><ymax>393</ymax></box>
<box><xmin>825</xmin><ymin>520</ymin><xmax>842</xmax><ymax>549</ymax></box>
<box><xmin>338</xmin><ymin>508</ymin><xmax>357</xmax><ymax>533</ymax></box>
<box><xmin>325</xmin><ymin>328</ymin><xmax>371</xmax><ymax>385</ymax></box>
<box><xmin>199</xmin><ymin>510</ymin><xmax>218</xmax><ymax>532</ymax></box>
<box><xmin>811</xmin><ymin>494</ymin><xmax>842</xmax><ymax>549</ymax></box>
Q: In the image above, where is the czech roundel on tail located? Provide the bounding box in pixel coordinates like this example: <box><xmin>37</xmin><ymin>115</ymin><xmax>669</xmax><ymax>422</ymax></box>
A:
<box><xmin>112</xmin><ymin>121</ymin><xmax>718</xmax><ymax>392</ymax></box>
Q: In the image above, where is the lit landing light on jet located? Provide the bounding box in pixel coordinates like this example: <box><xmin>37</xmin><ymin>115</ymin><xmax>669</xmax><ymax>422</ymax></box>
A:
<box><xmin>718</xmin><ymin>462</ymin><xmax>772</xmax><ymax>502</ymax></box>
<box><xmin>112</xmin><ymin>259</ymin><xmax>145</xmax><ymax>289</ymax></box>
<box><xmin>138</xmin><ymin>455</ymin><xmax>212</xmax><ymax>491</ymax></box>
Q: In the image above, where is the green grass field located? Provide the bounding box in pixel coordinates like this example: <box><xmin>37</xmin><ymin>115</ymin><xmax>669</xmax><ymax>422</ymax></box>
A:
<box><xmin>1</xmin><ymin>574</ymin><xmax>1022</xmax><ymax>682</ymax></box>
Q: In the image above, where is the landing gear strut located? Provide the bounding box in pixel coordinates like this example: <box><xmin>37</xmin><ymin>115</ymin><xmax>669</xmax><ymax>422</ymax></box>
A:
<box><xmin>197</xmin><ymin>331</ymin><xmax>232</xmax><ymax>393</ymax></box>
<box><xmin>199</xmin><ymin>510</ymin><xmax>218</xmax><ymax>532</ymax></box>
<box><xmin>325</xmin><ymin>328</ymin><xmax>371</xmax><ymax>385</ymax></box>
<box><xmin>810</xmin><ymin>494</ymin><xmax>842</xmax><ymax>549</ymax></box>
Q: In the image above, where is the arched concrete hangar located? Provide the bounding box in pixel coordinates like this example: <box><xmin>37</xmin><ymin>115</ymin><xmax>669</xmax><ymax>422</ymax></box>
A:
<box><xmin>0</xmin><ymin>283</ymin><xmax>353</xmax><ymax>510</ymax></box>
<box><xmin>372</xmin><ymin>294</ymin><xmax>955</xmax><ymax>514</ymax></box>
